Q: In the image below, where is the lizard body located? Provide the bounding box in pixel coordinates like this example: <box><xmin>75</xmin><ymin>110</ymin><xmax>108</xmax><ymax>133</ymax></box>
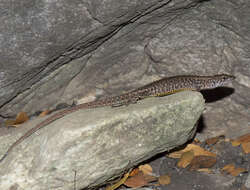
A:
<box><xmin>0</xmin><ymin>74</ymin><xmax>235</xmax><ymax>162</ymax></box>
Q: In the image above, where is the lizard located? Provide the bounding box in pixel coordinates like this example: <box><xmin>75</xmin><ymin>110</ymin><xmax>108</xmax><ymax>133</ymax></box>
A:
<box><xmin>0</xmin><ymin>74</ymin><xmax>235</xmax><ymax>162</ymax></box>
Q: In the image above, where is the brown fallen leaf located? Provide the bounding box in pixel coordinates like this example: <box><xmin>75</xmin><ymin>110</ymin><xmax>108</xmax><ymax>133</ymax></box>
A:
<box><xmin>231</xmin><ymin>140</ymin><xmax>241</xmax><ymax>147</ymax></box>
<box><xmin>235</xmin><ymin>133</ymin><xmax>250</xmax><ymax>143</ymax></box>
<box><xmin>139</xmin><ymin>164</ymin><xmax>153</xmax><ymax>175</ymax></box>
<box><xmin>158</xmin><ymin>174</ymin><xmax>171</xmax><ymax>185</ymax></box>
<box><xmin>205</xmin><ymin>135</ymin><xmax>225</xmax><ymax>145</ymax></box>
<box><xmin>177</xmin><ymin>150</ymin><xmax>194</xmax><ymax>168</ymax></box>
<box><xmin>167</xmin><ymin>150</ymin><xmax>183</xmax><ymax>158</ymax></box>
<box><xmin>39</xmin><ymin>110</ymin><xmax>51</xmax><ymax>117</ymax></box>
<box><xmin>231</xmin><ymin>133</ymin><xmax>250</xmax><ymax>147</ymax></box>
<box><xmin>221</xmin><ymin>164</ymin><xmax>247</xmax><ymax>177</ymax></box>
<box><xmin>230</xmin><ymin>168</ymin><xmax>248</xmax><ymax>177</ymax></box>
<box><xmin>242</xmin><ymin>142</ymin><xmax>250</xmax><ymax>154</ymax></box>
<box><xmin>193</xmin><ymin>138</ymin><xmax>202</xmax><ymax>145</ymax></box>
<box><xmin>15</xmin><ymin>112</ymin><xmax>29</xmax><ymax>124</ymax></box>
<box><xmin>197</xmin><ymin>168</ymin><xmax>213</xmax><ymax>174</ymax></box>
<box><xmin>106</xmin><ymin>172</ymin><xmax>130</xmax><ymax>190</ymax></box>
<box><xmin>4</xmin><ymin>112</ymin><xmax>29</xmax><ymax>127</ymax></box>
<box><xmin>189</xmin><ymin>155</ymin><xmax>216</xmax><ymax>171</ymax></box>
<box><xmin>4</xmin><ymin>119</ymin><xmax>17</xmax><ymax>127</ymax></box>
<box><xmin>168</xmin><ymin>144</ymin><xmax>216</xmax><ymax>158</ymax></box>
<box><xmin>124</xmin><ymin>171</ymin><xmax>156</xmax><ymax>188</ymax></box>
<box><xmin>129</xmin><ymin>168</ymin><xmax>139</xmax><ymax>177</ymax></box>
<box><xmin>221</xmin><ymin>164</ymin><xmax>235</xmax><ymax>173</ymax></box>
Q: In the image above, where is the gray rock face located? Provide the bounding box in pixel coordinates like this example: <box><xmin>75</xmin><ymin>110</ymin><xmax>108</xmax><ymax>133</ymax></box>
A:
<box><xmin>0</xmin><ymin>0</ymin><xmax>249</xmax><ymax>139</ymax></box>
<box><xmin>0</xmin><ymin>0</ymin><xmax>206</xmax><ymax>115</ymax></box>
<box><xmin>0</xmin><ymin>0</ymin><xmax>249</xmax><ymax>141</ymax></box>
<box><xmin>0</xmin><ymin>91</ymin><xmax>205</xmax><ymax>190</ymax></box>
<box><xmin>0</xmin><ymin>0</ymin><xmax>201</xmax><ymax>115</ymax></box>
<box><xmin>0</xmin><ymin>0</ymin><xmax>249</xmax><ymax>188</ymax></box>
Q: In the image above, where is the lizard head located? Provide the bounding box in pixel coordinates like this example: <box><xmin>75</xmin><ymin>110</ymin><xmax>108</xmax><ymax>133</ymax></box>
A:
<box><xmin>197</xmin><ymin>74</ymin><xmax>235</xmax><ymax>90</ymax></box>
<box><xmin>212</xmin><ymin>74</ymin><xmax>235</xmax><ymax>87</ymax></box>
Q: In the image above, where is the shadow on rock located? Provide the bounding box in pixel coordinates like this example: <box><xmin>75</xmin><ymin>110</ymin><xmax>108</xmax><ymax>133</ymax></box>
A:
<box><xmin>201</xmin><ymin>87</ymin><xmax>234</xmax><ymax>103</ymax></box>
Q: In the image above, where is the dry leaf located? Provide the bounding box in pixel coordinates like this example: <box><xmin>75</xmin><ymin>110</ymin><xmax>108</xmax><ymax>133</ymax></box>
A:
<box><xmin>205</xmin><ymin>135</ymin><xmax>225</xmax><ymax>145</ymax></box>
<box><xmin>15</xmin><ymin>112</ymin><xmax>29</xmax><ymax>124</ymax></box>
<box><xmin>197</xmin><ymin>168</ymin><xmax>212</xmax><ymax>174</ymax></box>
<box><xmin>139</xmin><ymin>164</ymin><xmax>153</xmax><ymax>175</ymax></box>
<box><xmin>221</xmin><ymin>164</ymin><xmax>235</xmax><ymax>173</ymax></box>
<box><xmin>189</xmin><ymin>156</ymin><xmax>216</xmax><ymax>171</ymax></box>
<box><xmin>167</xmin><ymin>150</ymin><xmax>183</xmax><ymax>158</ymax></box>
<box><xmin>193</xmin><ymin>138</ymin><xmax>201</xmax><ymax>144</ymax></box>
<box><xmin>129</xmin><ymin>168</ymin><xmax>139</xmax><ymax>176</ymax></box>
<box><xmin>124</xmin><ymin>171</ymin><xmax>156</xmax><ymax>188</ymax></box>
<box><xmin>4</xmin><ymin>112</ymin><xmax>29</xmax><ymax>127</ymax></box>
<box><xmin>177</xmin><ymin>150</ymin><xmax>194</xmax><ymax>168</ymax></box>
<box><xmin>158</xmin><ymin>174</ymin><xmax>171</xmax><ymax>185</ymax></box>
<box><xmin>106</xmin><ymin>172</ymin><xmax>130</xmax><ymax>190</ymax></box>
<box><xmin>231</xmin><ymin>140</ymin><xmax>241</xmax><ymax>147</ymax></box>
<box><xmin>230</xmin><ymin>168</ymin><xmax>247</xmax><ymax>176</ymax></box>
<box><xmin>235</xmin><ymin>133</ymin><xmax>250</xmax><ymax>143</ymax></box>
<box><xmin>168</xmin><ymin>144</ymin><xmax>216</xmax><ymax>158</ymax></box>
<box><xmin>4</xmin><ymin>119</ymin><xmax>16</xmax><ymax>127</ymax></box>
<box><xmin>221</xmin><ymin>164</ymin><xmax>247</xmax><ymax>177</ymax></box>
<box><xmin>232</xmin><ymin>133</ymin><xmax>250</xmax><ymax>147</ymax></box>
<box><xmin>39</xmin><ymin>110</ymin><xmax>50</xmax><ymax>117</ymax></box>
<box><xmin>143</xmin><ymin>173</ymin><xmax>157</xmax><ymax>183</ymax></box>
<box><xmin>242</xmin><ymin>142</ymin><xmax>250</xmax><ymax>154</ymax></box>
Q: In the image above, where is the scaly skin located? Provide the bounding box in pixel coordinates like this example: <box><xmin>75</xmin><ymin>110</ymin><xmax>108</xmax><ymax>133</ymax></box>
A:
<box><xmin>0</xmin><ymin>74</ymin><xmax>235</xmax><ymax>162</ymax></box>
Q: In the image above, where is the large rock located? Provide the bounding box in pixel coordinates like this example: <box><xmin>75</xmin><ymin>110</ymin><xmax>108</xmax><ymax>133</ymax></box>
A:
<box><xmin>0</xmin><ymin>91</ymin><xmax>205</xmax><ymax>190</ymax></box>
<box><xmin>0</xmin><ymin>0</ymin><xmax>202</xmax><ymax>116</ymax></box>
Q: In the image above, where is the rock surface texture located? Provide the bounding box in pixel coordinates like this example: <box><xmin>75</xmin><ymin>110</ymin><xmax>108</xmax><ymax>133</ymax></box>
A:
<box><xmin>0</xmin><ymin>0</ymin><xmax>249</xmax><ymax>137</ymax></box>
<box><xmin>0</xmin><ymin>91</ymin><xmax>205</xmax><ymax>190</ymax></box>
<box><xmin>0</xmin><ymin>0</ymin><xmax>249</xmax><ymax>188</ymax></box>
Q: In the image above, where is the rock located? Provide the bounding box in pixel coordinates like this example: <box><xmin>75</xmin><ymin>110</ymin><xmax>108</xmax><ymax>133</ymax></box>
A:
<box><xmin>0</xmin><ymin>0</ymin><xmax>249</xmax><ymax>145</ymax></box>
<box><xmin>245</xmin><ymin>173</ymin><xmax>250</xmax><ymax>189</ymax></box>
<box><xmin>0</xmin><ymin>0</ymin><xmax>202</xmax><ymax>116</ymax></box>
<box><xmin>0</xmin><ymin>91</ymin><xmax>204</xmax><ymax>190</ymax></box>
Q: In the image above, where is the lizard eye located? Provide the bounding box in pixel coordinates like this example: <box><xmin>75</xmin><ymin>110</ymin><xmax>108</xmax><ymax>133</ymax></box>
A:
<box><xmin>222</xmin><ymin>75</ymin><xmax>228</xmax><ymax>80</ymax></box>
